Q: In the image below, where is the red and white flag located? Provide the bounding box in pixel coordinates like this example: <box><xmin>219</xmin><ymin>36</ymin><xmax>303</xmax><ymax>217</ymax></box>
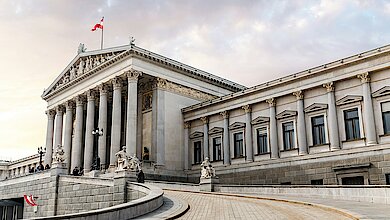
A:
<box><xmin>24</xmin><ymin>195</ymin><xmax>38</xmax><ymax>206</ymax></box>
<box><xmin>91</xmin><ymin>17</ymin><xmax>104</xmax><ymax>31</ymax></box>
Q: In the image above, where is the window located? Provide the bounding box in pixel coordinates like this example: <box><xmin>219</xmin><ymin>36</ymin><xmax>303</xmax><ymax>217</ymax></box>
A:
<box><xmin>233</xmin><ymin>132</ymin><xmax>244</xmax><ymax>158</ymax></box>
<box><xmin>382</xmin><ymin>102</ymin><xmax>390</xmax><ymax>134</ymax></box>
<box><xmin>256</xmin><ymin>128</ymin><xmax>268</xmax><ymax>154</ymax></box>
<box><xmin>193</xmin><ymin>141</ymin><xmax>202</xmax><ymax>164</ymax></box>
<box><xmin>311</xmin><ymin>179</ymin><xmax>323</xmax><ymax>185</ymax></box>
<box><xmin>311</xmin><ymin>115</ymin><xmax>326</xmax><ymax>145</ymax></box>
<box><xmin>212</xmin><ymin>137</ymin><xmax>222</xmax><ymax>161</ymax></box>
<box><xmin>282</xmin><ymin>122</ymin><xmax>295</xmax><ymax>150</ymax></box>
<box><xmin>341</xmin><ymin>176</ymin><xmax>364</xmax><ymax>185</ymax></box>
<box><xmin>344</xmin><ymin>108</ymin><xmax>361</xmax><ymax>140</ymax></box>
<box><xmin>386</xmin><ymin>174</ymin><xmax>390</xmax><ymax>185</ymax></box>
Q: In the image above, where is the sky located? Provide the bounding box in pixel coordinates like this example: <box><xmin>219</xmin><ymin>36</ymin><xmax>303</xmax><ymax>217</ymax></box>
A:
<box><xmin>1</xmin><ymin>0</ymin><xmax>390</xmax><ymax>161</ymax></box>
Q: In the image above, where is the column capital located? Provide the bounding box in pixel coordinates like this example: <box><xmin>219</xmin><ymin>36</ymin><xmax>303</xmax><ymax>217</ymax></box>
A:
<box><xmin>200</xmin><ymin>116</ymin><xmax>209</xmax><ymax>124</ymax></box>
<box><xmin>184</xmin><ymin>121</ymin><xmax>191</xmax><ymax>129</ymax></box>
<box><xmin>266</xmin><ymin>98</ymin><xmax>276</xmax><ymax>107</ymax></box>
<box><xmin>64</xmin><ymin>100</ymin><xmax>75</xmax><ymax>110</ymax></box>
<box><xmin>357</xmin><ymin>72</ymin><xmax>370</xmax><ymax>83</ymax></box>
<box><xmin>86</xmin><ymin>90</ymin><xmax>96</xmax><ymax>101</ymax></box>
<box><xmin>74</xmin><ymin>95</ymin><xmax>85</xmax><ymax>106</ymax></box>
<box><xmin>98</xmin><ymin>84</ymin><xmax>109</xmax><ymax>95</ymax></box>
<box><xmin>154</xmin><ymin>78</ymin><xmax>167</xmax><ymax>89</ymax></box>
<box><xmin>293</xmin><ymin>90</ymin><xmax>304</xmax><ymax>100</ymax></box>
<box><xmin>323</xmin><ymin>82</ymin><xmax>335</xmax><ymax>92</ymax></box>
<box><xmin>55</xmin><ymin>105</ymin><xmax>65</xmax><ymax>114</ymax></box>
<box><xmin>45</xmin><ymin>109</ymin><xmax>56</xmax><ymax>119</ymax></box>
<box><xmin>112</xmin><ymin>76</ymin><xmax>122</xmax><ymax>90</ymax></box>
<box><xmin>242</xmin><ymin>104</ymin><xmax>251</xmax><ymax>113</ymax></box>
<box><xmin>220</xmin><ymin>110</ymin><xmax>229</xmax><ymax>119</ymax></box>
<box><xmin>126</xmin><ymin>69</ymin><xmax>142</xmax><ymax>82</ymax></box>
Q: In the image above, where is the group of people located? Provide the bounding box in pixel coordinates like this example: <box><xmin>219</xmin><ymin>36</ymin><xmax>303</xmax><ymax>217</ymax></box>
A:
<box><xmin>28</xmin><ymin>163</ymin><xmax>50</xmax><ymax>174</ymax></box>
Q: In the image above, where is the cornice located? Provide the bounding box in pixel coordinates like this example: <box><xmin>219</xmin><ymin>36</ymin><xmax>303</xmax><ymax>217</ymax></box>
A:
<box><xmin>182</xmin><ymin>43</ymin><xmax>390</xmax><ymax>113</ymax></box>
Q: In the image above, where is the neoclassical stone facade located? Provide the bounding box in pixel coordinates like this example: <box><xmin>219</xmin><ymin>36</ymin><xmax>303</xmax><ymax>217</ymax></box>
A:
<box><xmin>39</xmin><ymin>44</ymin><xmax>244</xmax><ymax>176</ymax></box>
<box><xmin>3</xmin><ymin>43</ymin><xmax>390</xmax><ymax>186</ymax></box>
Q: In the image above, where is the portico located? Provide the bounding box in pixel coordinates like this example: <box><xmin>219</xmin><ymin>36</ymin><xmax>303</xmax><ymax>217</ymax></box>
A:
<box><xmin>41</xmin><ymin>44</ymin><xmax>244</xmax><ymax>174</ymax></box>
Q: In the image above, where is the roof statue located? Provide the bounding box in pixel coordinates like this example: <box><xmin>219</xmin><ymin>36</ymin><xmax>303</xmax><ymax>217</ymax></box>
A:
<box><xmin>77</xmin><ymin>43</ymin><xmax>87</xmax><ymax>54</ymax></box>
<box><xmin>129</xmin><ymin>36</ymin><xmax>135</xmax><ymax>46</ymax></box>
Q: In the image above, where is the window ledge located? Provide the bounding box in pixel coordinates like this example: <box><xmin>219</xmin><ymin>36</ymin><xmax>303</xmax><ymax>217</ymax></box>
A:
<box><xmin>255</xmin><ymin>152</ymin><xmax>271</xmax><ymax>156</ymax></box>
<box><xmin>281</xmin><ymin>148</ymin><xmax>298</xmax><ymax>152</ymax></box>
<box><xmin>342</xmin><ymin>137</ymin><xmax>365</xmax><ymax>143</ymax></box>
<box><xmin>309</xmin><ymin>143</ymin><xmax>330</xmax><ymax>148</ymax></box>
<box><xmin>232</xmin><ymin>156</ymin><xmax>246</xmax><ymax>160</ymax></box>
<box><xmin>211</xmin><ymin>160</ymin><xmax>223</xmax><ymax>162</ymax></box>
<box><xmin>379</xmin><ymin>133</ymin><xmax>390</xmax><ymax>137</ymax></box>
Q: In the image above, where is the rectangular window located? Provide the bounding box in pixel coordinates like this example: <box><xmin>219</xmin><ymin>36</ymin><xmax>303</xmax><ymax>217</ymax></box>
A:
<box><xmin>233</xmin><ymin>132</ymin><xmax>244</xmax><ymax>158</ymax></box>
<box><xmin>282</xmin><ymin>122</ymin><xmax>295</xmax><ymax>150</ymax></box>
<box><xmin>212</xmin><ymin>137</ymin><xmax>222</xmax><ymax>161</ymax></box>
<box><xmin>344</xmin><ymin>108</ymin><xmax>361</xmax><ymax>140</ymax></box>
<box><xmin>193</xmin><ymin>141</ymin><xmax>202</xmax><ymax>164</ymax></box>
<box><xmin>311</xmin><ymin>115</ymin><xmax>326</xmax><ymax>145</ymax></box>
<box><xmin>382</xmin><ymin>102</ymin><xmax>390</xmax><ymax>134</ymax></box>
<box><xmin>256</xmin><ymin>128</ymin><xmax>268</xmax><ymax>154</ymax></box>
<box><xmin>386</xmin><ymin>174</ymin><xmax>390</xmax><ymax>185</ymax></box>
<box><xmin>311</xmin><ymin>179</ymin><xmax>324</xmax><ymax>185</ymax></box>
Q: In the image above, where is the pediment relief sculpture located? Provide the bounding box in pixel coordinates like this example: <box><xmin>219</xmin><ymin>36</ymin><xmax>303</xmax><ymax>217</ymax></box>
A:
<box><xmin>276</xmin><ymin>110</ymin><xmax>297</xmax><ymax>120</ymax></box>
<box><xmin>46</xmin><ymin>50</ymin><xmax>124</xmax><ymax>97</ymax></box>
<box><xmin>372</xmin><ymin>86</ymin><xmax>390</xmax><ymax>98</ymax></box>
<box><xmin>304</xmin><ymin>103</ymin><xmax>328</xmax><ymax>113</ymax></box>
<box><xmin>251</xmin><ymin>116</ymin><xmax>270</xmax><ymax>125</ymax></box>
<box><xmin>336</xmin><ymin>95</ymin><xmax>363</xmax><ymax>106</ymax></box>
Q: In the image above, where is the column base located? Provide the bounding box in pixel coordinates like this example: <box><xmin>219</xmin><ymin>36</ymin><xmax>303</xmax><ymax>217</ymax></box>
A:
<box><xmin>330</xmin><ymin>146</ymin><xmax>341</xmax><ymax>151</ymax></box>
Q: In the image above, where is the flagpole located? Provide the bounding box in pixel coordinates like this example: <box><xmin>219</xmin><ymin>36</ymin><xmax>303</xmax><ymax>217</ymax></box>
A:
<box><xmin>101</xmin><ymin>28</ymin><xmax>104</xmax><ymax>50</ymax></box>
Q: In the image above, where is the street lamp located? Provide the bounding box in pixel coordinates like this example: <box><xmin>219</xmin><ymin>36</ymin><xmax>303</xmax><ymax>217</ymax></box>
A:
<box><xmin>91</xmin><ymin>128</ymin><xmax>103</xmax><ymax>170</ymax></box>
<box><xmin>37</xmin><ymin>147</ymin><xmax>45</xmax><ymax>171</ymax></box>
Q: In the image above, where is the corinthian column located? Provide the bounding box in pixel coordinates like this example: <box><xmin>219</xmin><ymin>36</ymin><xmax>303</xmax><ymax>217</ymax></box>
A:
<box><xmin>110</xmin><ymin>77</ymin><xmax>122</xmax><ymax>167</ymax></box>
<box><xmin>221</xmin><ymin>111</ymin><xmax>230</xmax><ymax>165</ymax></box>
<box><xmin>54</xmin><ymin>105</ymin><xmax>64</xmax><ymax>149</ymax></box>
<box><xmin>184</xmin><ymin>121</ymin><xmax>191</xmax><ymax>170</ymax></box>
<box><xmin>71</xmin><ymin>96</ymin><xmax>84</xmax><ymax>171</ymax></box>
<box><xmin>293</xmin><ymin>91</ymin><xmax>308</xmax><ymax>155</ymax></box>
<box><xmin>242</xmin><ymin>105</ymin><xmax>253</xmax><ymax>162</ymax></box>
<box><xmin>63</xmin><ymin>101</ymin><xmax>74</xmax><ymax>171</ymax></box>
<box><xmin>323</xmin><ymin>82</ymin><xmax>340</xmax><ymax>150</ymax></box>
<box><xmin>266</xmin><ymin>98</ymin><xmax>279</xmax><ymax>158</ymax></box>
<box><xmin>44</xmin><ymin>109</ymin><xmax>55</xmax><ymax>166</ymax></box>
<box><xmin>126</xmin><ymin>69</ymin><xmax>142</xmax><ymax>156</ymax></box>
<box><xmin>200</xmin><ymin>117</ymin><xmax>209</xmax><ymax>159</ymax></box>
<box><xmin>98</xmin><ymin>84</ymin><xmax>108</xmax><ymax>168</ymax></box>
<box><xmin>84</xmin><ymin>90</ymin><xmax>96</xmax><ymax>172</ymax></box>
<box><xmin>357</xmin><ymin>73</ymin><xmax>377</xmax><ymax>145</ymax></box>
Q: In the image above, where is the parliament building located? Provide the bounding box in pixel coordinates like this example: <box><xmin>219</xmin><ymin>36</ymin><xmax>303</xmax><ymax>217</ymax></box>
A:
<box><xmin>3</xmin><ymin>42</ymin><xmax>390</xmax><ymax>186</ymax></box>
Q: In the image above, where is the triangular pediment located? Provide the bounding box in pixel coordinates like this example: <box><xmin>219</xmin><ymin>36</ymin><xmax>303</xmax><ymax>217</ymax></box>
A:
<box><xmin>189</xmin><ymin>131</ymin><xmax>204</xmax><ymax>139</ymax></box>
<box><xmin>304</xmin><ymin>103</ymin><xmax>328</xmax><ymax>113</ymax></box>
<box><xmin>251</xmin><ymin>116</ymin><xmax>270</xmax><ymax>125</ymax></box>
<box><xmin>276</xmin><ymin>110</ymin><xmax>297</xmax><ymax>119</ymax></box>
<box><xmin>209</xmin><ymin>127</ymin><xmax>224</xmax><ymax>135</ymax></box>
<box><xmin>229</xmin><ymin>122</ymin><xmax>245</xmax><ymax>130</ymax></box>
<box><xmin>42</xmin><ymin>48</ymin><xmax>127</xmax><ymax>99</ymax></box>
<box><xmin>336</xmin><ymin>95</ymin><xmax>363</xmax><ymax>106</ymax></box>
<box><xmin>372</xmin><ymin>86</ymin><xmax>390</xmax><ymax>98</ymax></box>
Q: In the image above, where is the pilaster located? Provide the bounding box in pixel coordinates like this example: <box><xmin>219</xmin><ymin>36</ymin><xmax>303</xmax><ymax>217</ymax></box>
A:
<box><xmin>242</xmin><ymin>105</ymin><xmax>253</xmax><ymax>162</ymax></box>
<box><xmin>266</xmin><ymin>98</ymin><xmax>279</xmax><ymax>158</ymax></box>
<box><xmin>293</xmin><ymin>91</ymin><xmax>308</xmax><ymax>155</ymax></box>
<box><xmin>220</xmin><ymin>111</ymin><xmax>230</xmax><ymax>165</ymax></box>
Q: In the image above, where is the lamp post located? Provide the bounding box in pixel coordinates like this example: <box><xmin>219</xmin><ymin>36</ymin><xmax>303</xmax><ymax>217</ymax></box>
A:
<box><xmin>37</xmin><ymin>146</ymin><xmax>45</xmax><ymax>171</ymax></box>
<box><xmin>91</xmin><ymin>128</ymin><xmax>103</xmax><ymax>170</ymax></box>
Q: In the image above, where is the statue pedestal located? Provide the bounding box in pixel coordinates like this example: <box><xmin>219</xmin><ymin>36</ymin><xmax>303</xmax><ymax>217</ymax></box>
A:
<box><xmin>50</xmin><ymin>162</ymin><xmax>68</xmax><ymax>176</ymax></box>
<box><xmin>114</xmin><ymin>169</ymin><xmax>137</xmax><ymax>182</ymax></box>
<box><xmin>85</xmin><ymin>170</ymin><xmax>100</xmax><ymax>177</ymax></box>
<box><xmin>199</xmin><ymin>177</ymin><xmax>219</xmax><ymax>192</ymax></box>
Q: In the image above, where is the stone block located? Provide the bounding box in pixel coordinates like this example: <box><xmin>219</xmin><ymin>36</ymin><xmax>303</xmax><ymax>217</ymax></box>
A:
<box><xmin>199</xmin><ymin>177</ymin><xmax>219</xmax><ymax>192</ymax></box>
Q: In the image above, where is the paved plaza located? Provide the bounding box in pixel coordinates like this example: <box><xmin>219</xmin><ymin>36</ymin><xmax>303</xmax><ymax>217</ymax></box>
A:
<box><xmin>164</xmin><ymin>190</ymin><xmax>355</xmax><ymax>220</ymax></box>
